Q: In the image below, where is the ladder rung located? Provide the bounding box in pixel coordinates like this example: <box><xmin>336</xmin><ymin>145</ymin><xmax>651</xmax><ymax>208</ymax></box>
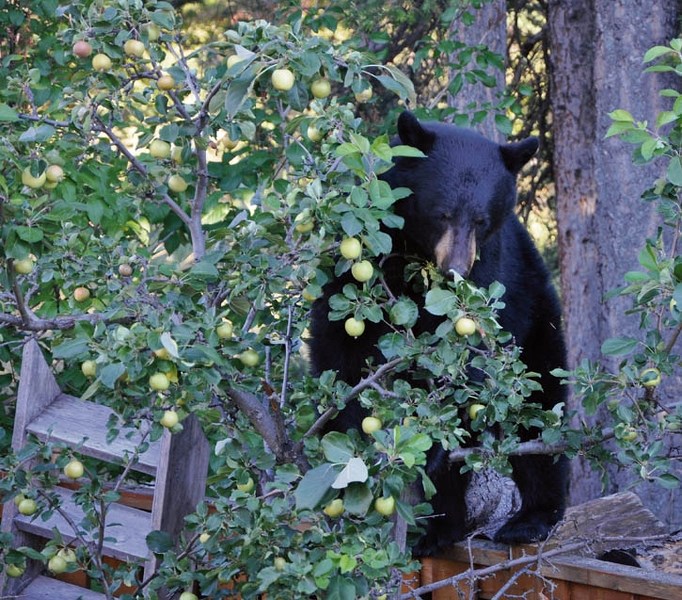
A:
<box><xmin>14</xmin><ymin>487</ymin><xmax>152</xmax><ymax>563</ymax></box>
<box><xmin>16</xmin><ymin>575</ymin><xmax>105</xmax><ymax>599</ymax></box>
<box><xmin>26</xmin><ymin>394</ymin><xmax>160</xmax><ymax>476</ymax></box>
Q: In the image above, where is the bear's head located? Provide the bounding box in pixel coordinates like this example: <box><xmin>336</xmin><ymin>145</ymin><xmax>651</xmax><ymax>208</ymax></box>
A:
<box><xmin>383</xmin><ymin>111</ymin><xmax>538</xmax><ymax>277</ymax></box>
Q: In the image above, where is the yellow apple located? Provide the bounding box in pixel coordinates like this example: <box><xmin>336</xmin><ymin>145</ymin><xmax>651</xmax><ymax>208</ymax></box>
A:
<box><xmin>171</xmin><ymin>146</ymin><xmax>184</xmax><ymax>163</ymax></box>
<box><xmin>307</xmin><ymin>124</ymin><xmax>324</xmax><ymax>142</ymax></box>
<box><xmin>64</xmin><ymin>459</ymin><xmax>84</xmax><ymax>479</ymax></box>
<box><xmin>236</xmin><ymin>476</ymin><xmax>255</xmax><ymax>493</ymax></box>
<box><xmin>311</xmin><ymin>78</ymin><xmax>331</xmax><ymax>99</ymax></box>
<box><xmin>455</xmin><ymin>317</ymin><xmax>476</xmax><ymax>336</ymax></box>
<box><xmin>149</xmin><ymin>372</ymin><xmax>171</xmax><ymax>391</ymax></box>
<box><xmin>17</xmin><ymin>498</ymin><xmax>37</xmax><ymax>516</ymax></box>
<box><xmin>237</xmin><ymin>349</ymin><xmax>260</xmax><ymax>367</ymax></box>
<box><xmin>13</xmin><ymin>494</ymin><xmax>26</xmax><ymax>507</ymax></box>
<box><xmin>123</xmin><ymin>39</ymin><xmax>145</xmax><ymax>58</ymax></box>
<box><xmin>160</xmin><ymin>409</ymin><xmax>179</xmax><ymax>428</ymax></box>
<box><xmin>340</xmin><ymin>238</ymin><xmax>362</xmax><ymax>260</ymax></box>
<box><xmin>199</xmin><ymin>532</ymin><xmax>210</xmax><ymax>544</ymax></box>
<box><xmin>374</xmin><ymin>495</ymin><xmax>396</xmax><ymax>516</ymax></box>
<box><xmin>468</xmin><ymin>403</ymin><xmax>485</xmax><ymax>420</ymax></box>
<box><xmin>73</xmin><ymin>286</ymin><xmax>91</xmax><ymax>302</ymax></box>
<box><xmin>226</xmin><ymin>54</ymin><xmax>245</xmax><ymax>70</ymax></box>
<box><xmin>157</xmin><ymin>74</ymin><xmax>175</xmax><ymax>91</ymax></box>
<box><xmin>361</xmin><ymin>416</ymin><xmax>382</xmax><ymax>434</ymax></box>
<box><xmin>323</xmin><ymin>498</ymin><xmax>344</xmax><ymax>518</ymax></box>
<box><xmin>48</xmin><ymin>555</ymin><xmax>67</xmax><ymax>575</ymax></box>
<box><xmin>92</xmin><ymin>53</ymin><xmax>112</xmax><ymax>72</ymax></box>
<box><xmin>150</xmin><ymin>139</ymin><xmax>171</xmax><ymax>159</ymax></box>
<box><xmin>168</xmin><ymin>174</ymin><xmax>188</xmax><ymax>193</ymax></box>
<box><xmin>179</xmin><ymin>593</ymin><xmax>198</xmax><ymax>600</ymax></box>
<box><xmin>6</xmin><ymin>564</ymin><xmax>24</xmax><ymax>578</ymax></box>
<box><xmin>621</xmin><ymin>427</ymin><xmax>638</xmax><ymax>442</ymax></box>
<box><xmin>144</xmin><ymin>23</ymin><xmax>161</xmax><ymax>42</ymax></box>
<box><xmin>45</xmin><ymin>164</ymin><xmax>64</xmax><ymax>183</ymax></box>
<box><xmin>13</xmin><ymin>258</ymin><xmax>34</xmax><ymax>274</ymax></box>
<box><xmin>271</xmin><ymin>68</ymin><xmax>295</xmax><ymax>91</ymax></box>
<box><xmin>220</xmin><ymin>132</ymin><xmax>238</xmax><ymax>150</ymax></box>
<box><xmin>354</xmin><ymin>87</ymin><xmax>373</xmax><ymax>103</ymax></box>
<box><xmin>22</xmin><ymin>166</ymin><xmax>46</xmax><ymax>189</ymax></box>
<box><xmin>118</xmin><ymin>263</ymin><xmax>133</xmax><ymax>277</ymax></box>
<box><xmin>81</xmin><ymin>360</ymin><xmax>97</xmax><ymax>378</ymax></box>
<box><xmin>344</xmin><ymin>317</ymin><xmax>365</xmax><ymax>338</ymax></box>
<box><xmin>72</xmin><ymin>40</ymin><xmax>93</xmax><ymax>58</ymax></box>
<box><xmin>351</xmin><ymin>260</ymin><xmax>374</xmax><ymax>282</ymax></box>
<box><xmin>154</xmin><ymin>347</ymin><xmax>171</xmax><ymax>360</ymax></box>
<box><xmin>57</xmin><ymin>548</ymin><xmax>77</xmax><ymax>564</ymax></box>
<box><xmin>216</xmin><ymin>320</ymin><xmax>234</xmax><ymax>340</ymax></box>
<box><xmin>640</xmin><ymin>367</ymin><xmax>661</xmax><ymax>388</ymax></box>
<box><xmin>274</xmin><ymin>557</ymin><xmax>287</xmax><ymax>571</ymax></box>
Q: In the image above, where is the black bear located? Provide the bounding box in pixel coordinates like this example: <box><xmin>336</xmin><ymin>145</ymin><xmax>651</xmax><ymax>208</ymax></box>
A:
<box><xmin>309</xmin><ymin>111</ymin><xmax>568</xmax><ymax>555</ymax></box>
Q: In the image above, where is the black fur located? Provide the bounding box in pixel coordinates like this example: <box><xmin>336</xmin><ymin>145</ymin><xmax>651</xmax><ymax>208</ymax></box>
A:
<box><xmin>309</xmin><ymin>111</ymin><xmax>569</xmax><ymax>555</ymax></box>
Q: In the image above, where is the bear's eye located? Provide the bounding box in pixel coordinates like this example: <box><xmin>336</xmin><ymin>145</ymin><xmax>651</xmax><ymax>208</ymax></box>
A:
<box><xmin>474</xmin><ymin>217</ymin><xmax>487</xmax><ymax>227</ymax></box>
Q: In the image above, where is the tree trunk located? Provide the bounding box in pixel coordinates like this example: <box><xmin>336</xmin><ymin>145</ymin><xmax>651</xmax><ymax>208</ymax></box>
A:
<box><xmin>548</xmin><ymin>0</ymin><xmax>681</xmax><ymax>527</ymax></box>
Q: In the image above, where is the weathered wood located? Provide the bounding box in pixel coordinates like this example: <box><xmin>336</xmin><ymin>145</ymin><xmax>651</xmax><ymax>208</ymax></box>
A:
<box><xmin>14</xmin><ymin>486</ymin><xmax>151</xmax><ymax>563</ymax></box>
<box><xmin>26</xmin><ymin>393</ymin><xmax>160</xmax><ymax>475</ymax></box>
<box><xmin>15</xmin><ymin>575</ymin><xmax>105</xmax><ymax>600</ymax></box>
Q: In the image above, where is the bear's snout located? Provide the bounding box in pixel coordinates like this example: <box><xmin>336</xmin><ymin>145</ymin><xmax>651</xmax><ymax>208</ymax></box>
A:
<box><xmin>433</xmin><ymin>225</ymin><xmax>477</xmax><ymax>278</ymax></box>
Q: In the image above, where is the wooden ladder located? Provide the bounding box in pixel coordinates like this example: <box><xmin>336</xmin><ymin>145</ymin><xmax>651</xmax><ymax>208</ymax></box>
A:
<box><xmin>1</xmin><ymin>339</ymin><xmax>210</xmax><ymax>599</ymax></box>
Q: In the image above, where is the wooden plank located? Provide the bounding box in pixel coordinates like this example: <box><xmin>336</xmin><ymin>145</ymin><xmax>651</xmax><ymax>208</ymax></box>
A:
<box><xmin>26</xmin><ymin>393</ymin><xmax>160</xmax><ymax>476</ymax></box>
<box><xmin>14</xmin><ymin>486</ymin><xmax>151</xmax><ymax>563</ymax></box>
<box><xmin>17</xmin><ymin>575</ymin><xmax>105</xmax><ymax>600</ymax></box>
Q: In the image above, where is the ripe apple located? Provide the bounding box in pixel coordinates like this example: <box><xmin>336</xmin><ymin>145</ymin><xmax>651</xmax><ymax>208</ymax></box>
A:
<box><xmin>57</xmin><ymin>548</ymin><xmax>77</xmax><ymax>564</ymax></box>
<box><xmin>640</xmin><ymin>367</ymin><xmax>661</xmax><ymax>388</ymax></box>
<box><xmin>168</xmin><ymin>174</ymin><xmax>188</xmax><ymax>193</ymax></box>
<box><xmin>361</xmin><ymin>416</ymin><xmax>382</xmax><ymax>434</ymax></box>
<box><xmin>123</xmin><ymin>39</ymin><xmax>145</xmax><ymax>58</ymax></box>
<box><xmin>216</xmin><ymin>320</ymin><xmax>233</xmax><ymax>340</ymax></box>
<box><xmin>160</xmin><ymin>409</ymin><xmax>179</xmax><ymax>428</ymax></box>
<box><xmin>311</xmin><ymin>78</ymin><xmax>331</xmax><ymax>99</ymax></box>
<box><xmin>48</xmin><ymin>554</ymin><xmax>67</xmax><ymax>575</ymax></box>
<box><xmin>468</xmin><ymin>403</ymin><xmax>485</xmax><ymax>420</ymax></box>
<box><xmin>351</xmin><ymin>260</ymin><xmax>374</xmax><ymax>282</ymax></box>
<box><xmin>374</xmin><ymin>495</ymin><xmax>396</xmax><ymax>516</ymax></box>
<box><xmin>295</xmin><ymin>219</ymin><xmax>314</xmax><ymax>233</ymax></box>
<box><xmin>72</xmin><ymin>40</ymin><xmax>93</xmax><ymax>58</ymax></box>
<box><xmin>455</xmin><ymin>317</ymin><xmax>477</xmax><ymax>336</ymax></box>
<box><xmin>150</xmin><ymin>139</ymin><xmax>171</xmax><ymax>159</ymax></box>
<box><xmin>144</xmin><ymin>23</ymin><xmax>161</xmax><ymax>42</ymax></box>
<box><xmin>13</xmin><ymin>258</ymin><xmax>34</xmax><ymax>274</ymax></box>
<box><xmin>92</xmin><ymin>53</ymin><xmax>112</xmax><ymax>72</ymax></box>
<box><xmin>64</xmin><ymin>459</ymin><xmax>84</xmax><ymax>479</ymax></box>
<box><xmin>13</xmin><ymin>494</ymin><xmax>26</xmax><ymax>507</ymax></box>
<box><xmin>274</xmin><ymin>556</ymin><xmax>287</xmax><ymax>571</ymax></box>
<box><xmin>323</xmin><ymin>498</ymin><xmax>344</xmax><ymax>518</ymax></box>
<box><xmin>340</xmin><ymin>237</ymin><xmax>362</xmax><ymax>260</ymax></box>
<box><xmin>149</xmin><ymin>372</ymin><xmax>170</xmax><ymax>391</ymax></box>
<box><xmin>354</xmin><ymin>87</ymin><xmax>373</xmax><ymax>103</ymax></box>
<box><xmin>302</xmin><ymin>286</ymin><xmax>318</xmax><ymax>302</ymax></box>
<box><xmin>238</xmin><ymin>349</ymin><xmax>260</xmax><ymax>367</ymax></box>
<box><xmin>307</xmin><ymin>124</ymin><xmax>324</xmax><ymax>142</ymax></box>
<box><xmin>621</xmin><ymin>427</ymin><xmax>638</xmax><ymax>442</ymax></box>
<box><xmin>73</xmin><ymin>286</ymin><xmax>91</xmax><ymax>302</ymax></box>
<box><xmin>179</xmin><ymin>593</ymin><xmax>198</xmax><ymax>600</ymax></box>
<box><xmin>81</xmin><ymin>360</ymin><xmax>97</xmax><ymax>378</ymax></box>
<box><xmin>6</xmin><ymin>564</ymin><xmax>24</xmax><ymax>578</ymax></box>
<box><xmin>171</xmin><ymin>146</ymin><xmax>184</xmax><ymax>163</ymax></box>
<box><xmin>45</xmin><ymin>164</ymin><xmax>64</xmax><ymax>183</ymax></box>
<box><xmin>17</xmin><ymin>498</ymin><xmax>37</xmax><ymax>516</ymax></box>
<box><xmin>22</xmin><ymin>166</ymin><xmax>46</xmax><ymax>189</ymax></box>
<box><xmin>157</xmin><ymin>74</ymin><xmax>175</xmax><ymax>91</ymax></box>
<box><xmin>226</xmin><ymin>54</ymin><xmax>245</xmax><ymax>70</ymax></box>
<box><xmin>236</xmin><ymin>476</ymin><xmax>255</xmax><ymax>493</ymax></box>
<box><xmin>154</xmin><ymin>347</ymin><xmax>171</xmax><ymax>360</ymax></box>
<box><xmin>199</xmin><ymin>532</ymin><xmax>211</xmax><ymax>544</ymax></box>
<box><xmin>220</xmin><ymin>131</ymin><xmax>238</xmax><ymax>150</ymax></box>
<box><xmin>344</xmin><ymin>317</ymin><xmax>365</xmax><ymax>338</ymax></box>
<box><xmin>118</xmin><ymin>263</ymin><xmax>133</xmax><ymax>277</ymax></box>
<box><xmin>271</xmin><ymin>68</ymin><xmax>295</xmax><ymax>91</ymax></box>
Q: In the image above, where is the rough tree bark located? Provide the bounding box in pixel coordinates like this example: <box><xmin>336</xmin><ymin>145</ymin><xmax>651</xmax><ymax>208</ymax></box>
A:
<box><xmin>548</xmin><ymin>0</ymin><xmax>681</xmax><ymax>527</ymax></box>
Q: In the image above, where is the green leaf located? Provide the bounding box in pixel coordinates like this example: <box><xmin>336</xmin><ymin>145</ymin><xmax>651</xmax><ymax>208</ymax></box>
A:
<box><xmin>160</xmin><ymin>332</ymin><xmax>179</xmax><ymax>358</ymax></box>
<box><xmin>225</xmin><ymin>74</ymin><xmax>253</xmax><ymax>118</ymax></box>
<box><xmin>667</xmin><ymin>156</ymin><xmax>682</xmax><ymax>186</ymax></box>
<box><xmin>390</xmin><ymin>145</ymin><xmax>425</xmax><ymax>158</ymax></box>
<box><xmin>601</xmin><ymin>337</ymin><xmax>638</xmax><ymax>356</ymax></box>
<box><xmin>643</xmin><ymin>45</ymin><xmax>674</xmax><ymax>63</ymax></box>
<box><xmin>98</xmin><ymin>363</ymin><xmax>126</xmax><ymax>389</ymax></box>
<box><xmin>331</xmin><ymin>457</ymin><xmax>368</xmax><ymax>489</ymax></box>
<box><xmin>146</xmin><ymin>530</ymin><xmax>173</xmax><ymax>553</ymax></box>
<box><xmin>608</xmin><ymin>109</ymin><xmax>634</xmax><ymax>123</ymax></box>
<box><xmin>15</xmin><ymin>226</ymin><xmax>43</xmax><ymax>243</ymax></box>
<box><xmin>18</xmin><ymin>124</ymin><xmax>55</xmax><ymax>143</ymax></box>
<box><xmin>343</xmin><ymin>482</ymin><xmax>373</xmax><ymax>516</ymax></box>
<box><xmin>389</xmin><ymin>298</ymin><xmax>418</xmax><ymax>327</ymax></box>
<box><xmin>294</xmin><ymin>463</ymin><xmax>340</xmax><ymax>510</ymax></box>
<box><xmin>424</xmin><ymin>288</ymin><xmax>457</xmax><ymax>316</ymax></box>
<box><xmin>321</xmin><ymin>432</ymin><xmax>354</xmax><ymax>463</ymax></box>
<box><xmin>326</xmin><ymin>576</ymin><xmax>356</xmax><ymax>600</ymax></box>
<box><xmin>0</xmin><ymin>103</ymin><xmax>19</xmax><ymax>122</ymax></box>
<box><xmin>52</xmin><ymin>338</ymin><xmax>89</xmax><ymax>359</ymax></box>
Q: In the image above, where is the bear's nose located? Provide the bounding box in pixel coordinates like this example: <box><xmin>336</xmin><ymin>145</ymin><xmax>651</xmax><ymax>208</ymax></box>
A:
<box><xmin>434</xmin><ymin>226</ymin><xmax>477</xmax><ymax>277</ymax></box>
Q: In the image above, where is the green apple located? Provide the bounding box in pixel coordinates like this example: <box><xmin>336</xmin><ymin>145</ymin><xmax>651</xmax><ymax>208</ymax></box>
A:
<box><xmin>361</xmin><ymin>416</ymin><xmax>382</xmax><ymax>434</ymax></box>
<box><xmin>92</xmin><ymin>53</ymin><xmax>112</xmax><ymax>72</ymax></box>
<box><xmin>354</xmin><ymin>87</ymin><xmax>373</xmax><ymax>103</ymax></box>
<box><xmin>468</xmin><ymin>403</ymin><xmax>485</xmax><ymax>420</ymax></box>
<box><xmin>238</xmin><ymin>349</ymin><xmax>260</xmax><ymax>367</ymax></box>
<box><xmin>81</xmin><ymin>360</ymin><xmax>97</xmax><ymax>377</ymax></box>
<box><xmin>160</xmin><ymin>409</ymin><xmax>179</xmax><ymax>428</ymax></box>
<box><xmin>64</xmin><ymin>459</ymin><xmax>84</xmax><ymax>479</ymax></box>
<box><xmin>340</xmin><ymin>237</ymin><xmax>362</xmax><ymax>260</ymax></box>
<box><xmin>236</xmin><ymin>476</ymin><xmax>255</xmax><ymax>493</ymax></box>
<box><xmin>311</xmin><ymin>78</ymin><xmax>331</xmax><ymax>99</ymax></box>
<box><xmin>150</xmin><ymin>139</ymin><xmax>171</xmax><ymax>159</ymax></box>
<box><xmin>374</xmin><ymin>495</ymin><xmax>396</xmax><ymax>516</ymax></box>
<box><xmin>17</xmin><ymin>498</ymin><xmax>37</xmax><ymax>516</ymax></box>
<box><xmin>640</xmin><ymin>367</ymin><xmax>661</xmax><ymax>388</ymax></box>
<box><xmin>168</xmin><ymin>174</ymin><xmax>188</xmax><ymax>193</ymax></box>
<box><xmin>73</xmin><ymin>286</ymin><xmax>91</xmax><ymax>302</ymax></box>
<box><xmin>171</xmin><ymin>146</ymin><xmax>184</xmax><ymax>163</ymax></box>
<box><xmin>118</xmin><ymin>263</ymin><xmax>133</xmax><ymax>277</ymax></box>
<box><xmin>149</xmin><ymin>372</ymin><xmax>170</xmax><ymax>391</ymax></box>
<box><xmin>6</xmin><ymin>564</ymin><xmax>24</xmax><ymax>578</ymax></box>
<box><xmin>226</xmin><ymin>54</ymin><xmax>245</xmax><ymax>69</ymax></box>
<box><xmin>272</xmin><ymin>68</ymin><xmax>295</xmax><ymax>91</ymax></box>
<box><xmin>344</xmin><ymin>317</ymin><xmax>365</xmax><ymax>338</ymax></box>
<box><xmin>13</xmin><ymin>494</ymin><xmax>26</xmax><ymax>507</ymax></box>
<box><xmin>45</xmin><ymin>164</ymin><xmax>64</xmax><ymax>183</ymax></box>
<box><xmin>216</xmin><ymin>320</ymin><xmax>234</xmax><ymax>340</ymax></box>
<box><xmin>274</xmin><ymin>556</ymin><xmax>287</xmax><ymax>571</ymax></box>
<box><xmin>199</xmin><ymin>532</ymin><xmax>211</xmax><ymax>544</ymax></box>
<box><xmin>48</xmin><ymin>555</ymin><xmax>67</xmax><ymax>575</ymax></box>
<box><xmin>13</xmin><ymin>258</ymin><xmax>34</xmax><ymax>274</ymax></box>
<box><xmin>157</xmin><ymin>74</ymin><xmax>175</xmax><ymax>91</ymax></box>
<box><xmin>144</xmin><ymin>23</ymin><xmax>161</xmax><ymax>42</ymax></box>
<box><xmin>621</xmin><ymin>427</ymin><xmax>638</xmax><ymax>442</ymax></box>
<box><xmin>72</xmin><ymin>40</ymin><xmax>93</xmax><ymax>58</ymax></box>
<box><xmin>57</xmin><ymin>548</ymin><xmax>77</xmax><ymax>564</ymax></box>
<box><xmin>351</xmin><ymin>260</ymin><xmax>374</xmax><ymax>282</ymax></box>
<box><xmin>22</xmin><ymin>166</ymin><xmax>46</xmax><ymax>189</ymax></box>
<box><xmin>179</xmin><ymin>593</ymin><xmax>198</xmax><ymax>600</ymax></box>
<box><xmin>307</xmin><ymin>124</ymin><xmax>324</xmax><ymax>142</ymax></box>
<box><xmin>323</xmin><ymin>498</ymin><xmax>344</xmax><ymax>518</ymax></box>
<box><xmin>455</xmin><ymin>317</ymin><xmax>476</xmax><ymax>336</ymax></box>
<box><xmin>123</xmin><ymin>39</ymin><xmax>145</xmax><ymax>58</ymax></box>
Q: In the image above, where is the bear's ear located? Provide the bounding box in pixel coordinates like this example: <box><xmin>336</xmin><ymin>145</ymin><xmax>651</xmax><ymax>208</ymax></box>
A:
<box><xmin>500</xmin><ymin>137</ymin><xmax>539</xmax><ymax>174</ymax></box>
<box><xmin>397</xmin><ymin>111</ymin><xmax>436</xmax><ymax>154</ymax></box>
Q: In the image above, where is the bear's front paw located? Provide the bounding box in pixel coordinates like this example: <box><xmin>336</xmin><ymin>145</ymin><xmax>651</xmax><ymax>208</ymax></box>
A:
<box><xmin>493</xmin><ymin>510</ymin><xmax>559</xmax><ymax>545</ymax></box>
